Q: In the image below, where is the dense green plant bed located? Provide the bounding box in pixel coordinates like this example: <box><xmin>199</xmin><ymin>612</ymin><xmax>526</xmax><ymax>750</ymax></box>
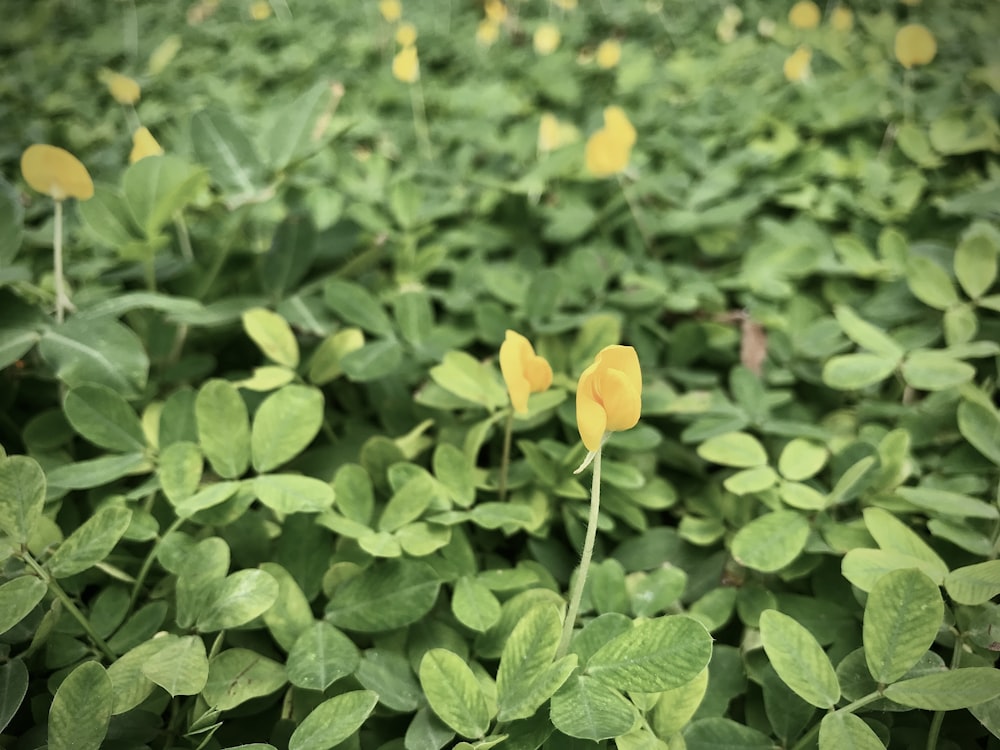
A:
<box><xmin>1</xmin><ymin>1</ymin><xmax>1000</xmax><ymax>748</ymax></box>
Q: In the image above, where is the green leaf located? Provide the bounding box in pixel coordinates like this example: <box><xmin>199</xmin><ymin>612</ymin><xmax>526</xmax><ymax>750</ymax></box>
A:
<box><xmin>955</xmin><ymin>221</ymin><xmax>999</xmax><ymax>299</ymax></box>
<box><xmin>46</xmin><ymin>453</ymin><xmax>149</xmax><ymax>490</ymax></box>
<box><xmin>236</xmin><ymin>366</ymin><xmax>298</xmax><ymax>393</ymax></box>
<box><xmin>394</xmin><ymin>290</ymin><xmax>435</xmax><ymax>348</ymax></box>
<box><xmin>826</xmin><ymin>455</ymin><xmax>876</xmax><ymax>507</ymax></box>
<box><xmin>842</xmin><ymin>548</ymin><xmax>946</xmax><ymax>592</ymax></box>
<box><xmin>759</xmin><ymin>609</ymin><xmax>840</xmax><ymax>709</ymax></box>
<box><xmin>379</xmin><ymin>472</ymin><xmax>436</xmax><ymax>532</ymax></box>
<box><xmin>944</xmin><ymin>560</ymin><xmax>1000</xmax><ymax>605</ymax></box>
<box><xmin>288</xmin><ymin>690</ymin><xmax>378</xmax><ymax>750</ymax></box>
<box><xmin>355</xmin><ymin>648</ymin><xmax>422</xmax><ymax>711</ymax></box>
<box><xmin>906</xmin><ymin>256</ymin><xmax>960</xmax><ymax>310</ymax></box>
<box><xmin>48</xmin><ymin>661</ymin><xmax>112</xmax><ymax>750</ymax></box>
<box><xmin>107</xmin><ymin>638</ymin><xmax>167</xmax><ymax>713</ymax></box>
<box><xmin>78</xmin><ymin>183</ymin><xmax>143</xmax><ymax>248</ymax></box>
<box><xmin>172</xmin><ymin>481</ymin><xmax>241</xmax><ymax>518</ymax></box>
<box><xmin>957</xmin><ymin>400</ymin><xmax>1000</xmax><ymax>467</ymax></box>
<box><xmin>287</xmin><ymin>621</ymin><xmax>360</xmax><ymax>690</ymax></box>
<box><xmin>497</xmin><ymin>605</ymin><xmax>574</xmax><ymax>721</ymax></box>
<box><xmin>47</xmin><ymin>506</ymin><xmax>133</xmax><ymax>579</ymax></box>
<box><xmin>429</xmin><ymin>351</ymin><xmax>509</xmax><ymax>410</ymax></box>
<box><xmin>190</xmin><ymin>108</ymin><xmax>263</xmax><ymax>197</ymax></box>
<box><xmin>333</xmin><ymin>463</ymin><xmax>374</xmax><ymax>524</ymax></box>
<box><xmin>141</xmin><ymin>635</ymin><xmax>209</xmax><ymax>696</ymax></box>
<box><xmin>307</xmin><ymin>328</ymin><xmax>365</xmax><ymax>384</ymax></box>
<box><xmin>897</xmin><ymin>486</ymin><xmax>999</xmax><ymax>519</ymax></box>
<box><xmin>195</xmin><ymin>379</ymin><xmax>251</xmax><ymax>479</ymax></box>
<box><xmin>550</xmin><ymin>675</ymin><xmax>637</xmax><ymax>741</ymax></box>
<box><xmin>863</xmin><ymin>568</ymin><xmax>944</xmax><ymax>684</ymax></box>
<box><xmin>683</xmin><ymin>718</ymin><xmax>774</xmax><ymax>750</ymax></box>
<box><xmin>395</xmin><ymin>522</ymin><xmax>451</xmax><ymax>557</ymax></box>
<box><xmin>0</xmin><ymin>576</ymin><xmax>47</xmax><ymax>634</ymax></box>
<box><xmin>0</xmin><ymin>175</ymin><xmax>24</xmax><ymax>264</ymax></box>
<box><xmin>259</xmin><ymin>216</ymin><xmax>318</xmax><ymax>299</ymax></box>
<box><xmin>260</xmin><ymin>562</ymin><xmax>314</xmax><ymax>652</ymax></box>
<box><xmin>863</xmin><ymin>508</ymin><xmax>948</xmax><ymax>580</ymax></box>
<box><xmin>570</xmin><ymin>314</ymin><xmax>621</xmax><ymax>372</ymax></box>
<box><xmin>122</xmin><ymin>154</ymin><xmax>204</xmax><ymax>237</ymax></box>
<box><xmin>254</xmin><ymin>474</ymin><xmax>335</xmax><ymax>514</ymax></box>
<box><xmin>833</xmin><ymin>305</ymin><xmax>904</xmax><ymax>359</ymax></box>
<box><xmin>39</xmin><ymin>318</ymin><xmax>149</xmax><ymax>398</ymax></box>
<box><xmin>453</xmin><ymin>576</ymin><xmax>502</xmax><ymax>633</ymax></box>
<box><xmin>818</xmin><ymin>713</ymin><xmax>884</xmax><ymax>750</ymax></box>
<box><xmin>723</xmin><ymin>466</ymin><xmax>778</xmax><ymax>495</ymax></box>
<box><xmin>203</xmin><ymin>648</ymin><xmax>287</xmax><ymax>711</ymax></box>
<box><xmin>434</xmin><ymin>443</ymin><xmax>476</xmax><ymax>508</ymax></box>
<box><xmin>419</xmin><ymin>649</ymin><xmax>492</xmax><ymax>739</ymax></box>
<box><xmin>326</xmin><ymin>559</ymin><xmax>441</xmax><ymax>632</ymax></box>
<box><xmin>731</xmin><ymin>511</ymin><xmax>810</xmax><ymax>573</ymax></box>
<box><xmin>697</xmin><ymin>432</ymin><xmax>767</xmax><ymax>468</ymax></box>
<box><xmin>267</xmin><ymin>82</ymin><xmax>335</xmax><ymax>170</ymax></box>
<box><xmin>779</xmin><ymin>481</ymin><xmax>827</xmax><ymax>511</ymax></box>
<box><xmin>649</xmin><ymin>667</ymin><xmax>709</xmax><ymax>739</ymax></box>
<box><xmin>323</xmin><ymin>278</ymin><xmax>394</xmax><ymax>336</ymax></box>
<box><xmin>242</xmin><ymin>307</ymin><xmax>300</xmax><ymax>368</ymax></box>
<box><xmin>588</xmin><ymin>615</ymin><xmax>713</xmax><ymax>693</ymax></box>
<box><xmin>822</xmin><ymin>353</ymin><xmax>897</xmax><ymax>390</ymax></box>
<box><xmin>157</xmin><ymin>441</ymin><xmax>203</xmax><ymax>505</ymax></box>
<box><xmin>251</xmin><ymin>385</ymin><xmax>324</xmax><ymax>472</ymax></box>
<box><xmin>901</xmin><ymin>350</ymin><xmax>975</xmax><ymax>391</ymax></box>
<box><xmin>340</xmin><ymin>339</ymin><xmax>404</xmax><ymax>381</ymax></box>
<box><xmin>0</xmin><ymin>455</ymin><xmax>46</xmax><ymax>544</ymax></box>
<box><xmin>883</xmin><ymin>669</ymin><xmax>1000</xmax><ymax>710</ymax></box>
<box><xmin>0</xmin><ymin>659</ymin><xmax>28</xmax><ymax>734</ymax></box>
<box><xmin>196</xmin><ymin>569</ymin><xmax>279</xmax><ymax>632</ymax></box>
<box><xmin>777</xmin><ymin>439</ymin><xmax>828</xmax><ymax>481</ymax></box>
<box><xmin>63</xmin><ymin>384</ymin><xmax>145</xmax><ymax>453</ymax></box>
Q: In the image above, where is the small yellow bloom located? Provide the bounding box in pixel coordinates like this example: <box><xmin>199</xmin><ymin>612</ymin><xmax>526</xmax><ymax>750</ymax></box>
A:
<box><xmin>130</xmin><ymin>127</ymin><xmax>164</xmax><ymax>164</ymax></box>
<box><xmin>788</xmin><ymin>0</ymin><xmax>820</xmax><ymax>29</ymax></box>
<box><xmin>585</xmin><ymin>106</ymin><xmax>636</xmax><ymax>177</ymax></box>
<box><xmin>392</xmin><ymin>44</ymin><xmax>419</xmax><ymax>83</ymax></box>
<box><xmin>477</xmin><ymin>19</ymin><xmax>500</xmax><ymax>47</ymax></box>
<box><xmin>894</xmin><ymin>24</ymin><xmax>936</xmax><ymax>69</ymax></box>
<box><xmin>538</xmin><ymin>113</ymin><xmax>579</xmax><ymax>153</ymax></box>
<box><xmin>576</xmin><ymin>345</ymin><xmax>642</xmax><ymax>451</ymax></box>
<box><xmin>534</xmin><ymin>23</ymin><xmax>561</xmax><ymax>55</ymax></box>
<box><xmin>21</xmin><ymin>145</ymin><xmax>94</xmax><ymax>202</ymax></box>
<box><xmin>830</xmin><ymin>5</ymin><xmax>853</xmax><ymax>32</ymax></box>
<box><xmin>101</xmin><ymin>70</ymin><xmax>141</xmax><ymax>105</ymax></box>
<box><xmin>783</xmin><ymin>45</ymin><xmax>812</xmax><ymax>82</ymax></box>
<box><xmin>395</xmin><ymin>22</ymin><xmax>417</xmax><ymax>46</ymax></box>
<box><xmin>595</xmin><ymin>39</ymin><xmax>622</xmax><ymax>69</ymax></box>
<box><xmin>500</xmin><ymin>330</ymin><xmax>553</xmax><ymax>414</ymax></box>
<box><xmin>484</xmin><ymin>0</ymin><xmax>507</xmax><ymax>23</ymax></box>
<box><xmin>148</xmin><ymin>35</ymin><xmax>182</xmax><ymax>76</ymax></box>
<box><xmin>379</xmin><ymin>0</ymin><xmax>402</xmax><ymax>22</ymax></box>
<box><xmin>250</xmin><ymin>0</ymin><xmax>272</xmax><ymax>20</ymax></box>
<box><xmin>553</xmin><ymin>0</ymin><xmax>577</xmax><ymax>9</ymax></box>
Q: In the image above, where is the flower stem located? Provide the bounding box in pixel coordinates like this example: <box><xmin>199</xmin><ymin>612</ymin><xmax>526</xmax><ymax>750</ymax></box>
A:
<box><xmin>410</xmin><ymin>82</ymin><xmax>432</xmax><ymax>159</ymax></box>
<box><xmin>557</xmin><ymin>448</ymin><xmax>602</xmax><ymax>658</ymax></box>
<box><xmin>128</xmin><ymin>516</ymin><xmax>185</xmax><ymax>616</ymax></box>
<box><xmin>52</xmin><ymin>199</ymin><xmax>70</xmax><ymax>323</ymax></box>
<box><xmin>21</xmin><ymin>549</ymin><xmax>116</xmax><ymax>662</ymax></box>
<box><xmin>617</xmin><ymin>175</ymin><xmax>651</xmax><ymax>251</ymax></box>
<box><xmin>498</xmin><ymin>409</ymin><xmax>514</xmax><ymax>502</ymax></box>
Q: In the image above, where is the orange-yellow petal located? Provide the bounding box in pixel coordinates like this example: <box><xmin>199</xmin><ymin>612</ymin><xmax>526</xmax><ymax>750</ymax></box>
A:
<box><xmin>103</xmin><ymin>71</ymin><xmax>141</xmax><ymax>105</ymax></box>
<box><xmin>129</xmin><ymin>127</ymin><xmax>164</xmax><ymax>164</ymax></box>
<box><xmin>20</xmin><ymin>144</ymin><xmax>94</xmax><ymax>201</ymax></box>
<box><xmin>395</xmin><ymin>22</ymin><xmax>417</xmax><ymax>46</ymax></box>
<box><xmin>829</xmin><ymin>5</ymin><xmax>853</xmax><ymax>32</ymax></box>
<box><xmin>594</xmin><ymin>345</ymin><xmax>641</xmax><ymax>400</ymax></box>
<box><xmin>484</xmin><ymin>0</ymin><xmax>507</xmax><ymax>23</ymax></box>
<box><xmin>500</xmin><ymin>330</ymin><xmax>551</xmax><ymax>413</ymax></box>
<box><xmin>392</xmin><ymin>44</ymin><xmax>420</xmax><ymax>83</ymax></box>
<box><xmin>378</xmin><ymin>0</ymin><xmax>402</xmax><ymax>22</ymax></box>
<box><xmin>595</xmin><ymin>39</ymin><xmax>622</xmax><ymax>69</ymax></box>
<box><xmin>598</xmin><ymin>368</ymin><xmax>641</xmax><ymax>432</ymax></box>
<box><xmin>894</xmin><ymin>24</ymin><xmax>936</xmax><ymax>69</ymax></box>
<box><xmin>476</xmin><ymin>19</ymin><xmax>500</xmax><ymax>46</ymax></box>
<box><xmin>534</xmin><ymin>23</ymin><xmax>561</xmax><ymax>55</ymax></box>
<box><xmin>576</xmin><ymin>364</ymin><xmax>607</xmax><ymax>451</ymax></box>
<box><xmin>250</xmin><ymin>0</ymin><xmax>272</xmax><ymax>20</ymax></box>
<box><xmin>783</xmin><ymin>46</ymin><xmax>812</xmax><ymax>82</ymax></box>
<box><xmin>788</xmin><ymin>0</ymin><xmax>820</xmax><ymax>30</ymax></box>
<box><xmin>603</xmin><ymin>106</ymin><xmax>636</xmax><ymax>149</ymax></box>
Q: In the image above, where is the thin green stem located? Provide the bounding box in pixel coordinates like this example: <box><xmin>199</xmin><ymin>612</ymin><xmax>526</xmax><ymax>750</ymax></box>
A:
<box><xmin>617</xmin><ymin>175</ymin><xmax>651</xmax><ymax>250</ymax></box>
<box><xmin>144</xmin><ymin>255</ymin><xmax>157</xmax><ymax>292</ymax></box>
<box><xmin>557</xmin><ymin>448</ymin><xmax>602</xmax><ymax>658</ymax></box>
<box><xmin>128</xmin><ymin>516</ymin><xmax>185</xmax><ymax>615</ymax></box>
<box><xmin>410</xmin><ymin>82</ymin><xmax>432</xmax><ymax>159</ymax></box>
<box><xmin>497</xmin><ymin>409</ymin><xmax>514</xmax><ymax>502</ymax></box>
<box><xmin>927</xmin><ymin>632</ymin><xmax>966</xmax><ymax>750</ymax></box>
<box><xmin>53</xmin><ymin>199</ymin><xmax>68</xmax><ymax>323</ymax></box>
<box><xmin>174</xmin><ymin>212</ymin><xmax>194</xmax><ymax>262</ymax></box>
<box><xmin>790</xmin><ymin>692</ymin><xmax>880</xmax><ymax>750</ymax></box>
<box><xmin>21</xmin><ymin>549</ymin><xmax>116</xmax><ymax>661</ymax></box>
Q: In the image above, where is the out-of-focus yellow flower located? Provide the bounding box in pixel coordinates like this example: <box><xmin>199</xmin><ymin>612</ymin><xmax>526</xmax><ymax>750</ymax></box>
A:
<box><xmin>895</xmin><ymin>24</ymin><xmax>936</xmax><ymax>69</ymax></box>
<box><xmin>148</xmin><ymin>34</ymin><xmax>182</xmax><ymax>76</ymax></box>
<box><xmin>758</xmin><ymin>17</ymin><xmax>777</xmax><ymax>37</ymax></box>
<box><xmin>379</xmin><ymin>0</ymin><xmax>402</xmax><ymax>22</ymax></box>
<box><xmin>130</xmin><ymin>127</ymin><xmax>164</xmax><ymax>164</ymax></box>
<box><xmin>500</xmin><ymin>330</ymin><xmax>553</xmax><ymax>414</ymax></box>
<box><xmin>585</xmin><ymin>106</ymin><xmax>636</xmax><ymax>177</ymax></box>
<box><xmin>392</xmin><ymin>44</ymin><xmax>419</xmax><ymax>83</ymax></box>
<box><xmin>101</xmin><ymin>70</ymin><xmax>141</xmax><ymax>105</ymax></box>
<box><xmin>788</xmin><ymin>0</ymin><xmax>820</xmax><ymax>29</ymax></box>
<box><xmin>187</xmin><ymin>0</ymin><xmax>220</xmax><ymax>25</ymax></box>
<box><xmin>595</xmin><ymin>39</ymin><xmax>622</xmax><ymax>69</ymax></box>
<box><xmin>553</xmin><ymin>0</ymin><xmax>577</xmax><ymax>9</ymax></box>
<box><xmin>576</xmin><ymin>345</ymin><xmax>641</xmax><ymax>451</ymax></box>
<box><xmin>783</xmin><ymin>45</ymin><xmax>812</xmax><ymax>81</ymax></box>
<box><xmin>477</xmin><ymin>19</ymin><xmax>500</xmax><ymax>46</ymax></box>
<box><xmin>21</xmin><ymin>145</ymin><xmax>94</xmax><ymax>202</ymax></box>
<box><xmin>900</xmin><ymin>0</ymin><xmax>920</xmax><ymax>5</ymax></box>
<box><xmin>716</xmin><ymin>5</ymin><xmax>743</xmax><ymax>43</ymax></box>
<box><xmin>538</xmin><ymin>113</ymin><xmax>579</xmax><ymax>153</ymax></box>
<box><xmin>484</xmin><ymin>0</ymin><xmax>507</xmax><ymax>23</ymax></box>
<box><xmin>250</xmin><ymin>1</ymin><xmax>271</xmax><ymax>20</ymax></box>
<box><xmin>534</xmin><ymin>23</ymin><xmax>561</xmax><ymax>55</ymax></box>
<box><xmin>830</xmin><ymin>5</ymin><xmax>853</xmax><ymax>32</ymax></box>
<box><xmin>395</xmin><ymin>22</ymin><xmax>417</xmax><ymax>46</ymax></box>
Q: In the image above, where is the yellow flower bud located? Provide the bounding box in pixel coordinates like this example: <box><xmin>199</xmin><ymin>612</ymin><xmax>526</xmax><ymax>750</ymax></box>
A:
<box><xmin>130</xmin><ymin>127</ymin><xmax>164</xmax><ymax>164</ymax></box>
<box><xmin>576</xmin><ymin>345</ymin><xmax>642</xmax><ymax>451</ymax></box>
<box><xmin>783</xmin><ymin>45</ymin><xmax>812</xmax><ymax>82</ymax></box>
<box><xmin>534</xmin><ymin>23</ymin><xmax>561</xmax><ymax>55</ymax></box>
<box><xmin>392</xmin><ymin>44</ymin><xmax>419</xmax><ymax>83</ymax></box>
<box><xmin>894</xmin><ymin>24</ymin><xmax>936</xmax><ymax>69</ymax></box>
<box><xmin>553</xmin><ymin>0</ymin><xmax>577</xmax><ymax>9</ymax></box>
<box><xmin>788</xmin><ymin>0</ymin><xmax>820</xmax><ymax>30</ymax></box>
<box><xmin>476</xmin><ymin>19</ymin><xmax>500</xmax><ymax>47</ymax></box>
<box><xmin>20</xmin><ymin>144</ymin><xmax>94</xmax><ymax>202</ymax></box>
<box><xmin>500</xmin><ymin>330</ymin><xmax>553</xmax><ymax>414</ymax></box>
<box><xmin>378</xmin><ymin>0</ymin><xmax>402</xmax><ymax>22</ymax></box>
<box><xmin>538</xmin><ymin>113</ymin><xmax>579</xmax><ymax>153</ymax></box>
<box><xmin>396</xmin><ymin>22</ymin><xmax>417</xmax><ymax>46</ymax></box>
<box><xmin>830</xmin><ymin>5</ymin><xmax>853</xmax><ymax>32</ymax></box>
<box><xmin>102</xmin><ymin>70</ymin><xmax>141</xmax><ymax>105</ymax></box>
<box><xmin>595</xmin><ymin>39</ymin><xmax>622</xmax><ymax>69</ymax></box>
<box><xmin>484</xmin><ymin>0</ymin><xmax>507</xmax><ymax>23</ymax></box>
<box><xmin>250</xmin><ymin>0</ymin><xmax>272</xmax><ymax>20</ymax></box>
<box><xmin>585</xmin><ymin>106</ymin><xmax>636</xmax><ymax>177</ymax></box>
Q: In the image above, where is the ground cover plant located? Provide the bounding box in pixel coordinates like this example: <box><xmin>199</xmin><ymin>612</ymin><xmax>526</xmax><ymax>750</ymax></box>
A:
<box><xmin>1</xmin><ymin>0</ymin><xmax>1000</xmax><ymax>748</ymax></box>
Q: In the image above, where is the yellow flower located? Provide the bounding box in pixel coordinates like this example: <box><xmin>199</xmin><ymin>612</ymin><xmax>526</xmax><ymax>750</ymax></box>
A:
<box><xmin>101</xmin><ymin>70</ymin><xmax>141</xmax><ymax>105</ymax></box>
<box><xmin>250</xmin><ymin>0</ymin><xmax>272</xmax><ymax>20</ymax></box>
<box><xmin>585</xmin><ymin>105</ymin><xmax>636</xmax><ymax>177</ymax></box>
<box><xmin>534</xmin><ymin>23</ymin><xmax>561</xmax><ymax>55</ymax></box>
<box><xmin>595</xmin><ymin>39</ymin><xmax>622</xmax><ymax>69</ymax></box>
<box><xmin>900</xmin><ymin>0</ymin><xmax>920</xmax><ymax>5</ymax></box>
<box><xmin>21</xmin><ymin>145</ymin><xmax>94</xmax><ymax>202</ymax></box>
<box><xmin>895</xmin><ymin>24</ymin><xmax>936</xmax><ymax>69</ymax></box>
<box><xmin>477</xmin><ymin>19</ymin><xmax>500</xmax><ymax>46</ymax></box>
<box><xmin>830</xmin><ymin>5</ymin><xmax>853</xmax><ymax>32</ymax></box>
<box><xmin>395</xmin><ymin>22</ymin><xmax>417</xmax><ymax>46</ymax></box>
<box><xmin>378</xmin><ymin>0</ymin><xmax>402</xmax><ymax>22</ymax></box>
<box><xmin>130</xmin><ymin>127</ymin><xmax>164</xmax><ymax>164</ymax></box>
<box><xmin>392</xmin><ymin>44</ymin><xmax>419</xmax><ymax>83</ymax></box>
<box><xmin>484</xmin><ymin>0</ymin><xmax>507</xmax><ymax>23</ymax></box>
<box><xmin>553</xmin><ymin>0</ymin><xmax>577</xmax><ymax>9</ymax></box>
<box><xmin>538</xmin><ymin>113</ymin><xmax>579</xmax><ymax>153</ymax></box>
<box><xmin>788</xmin><ymin>0</ymin><xmax>820</xmax><ymax>30</ymax></box>
<box><xmin>576</xmin><ymin>345</ymin><xmax>642</xmax><ymax>451</ymax></box>
<box><xmin>500</xmin><ymin>330</ymin><xmax>553</xmax><ymax>414</ymax></box>
<box><xmin>148</xmin><ymin>35</ymin><xmax>182</xmax><ymax>76</ymax></box>
<box><xmin>783</xmin><ymin>45</ymin><xmax>812</xmax><ymax>82</ymax></box>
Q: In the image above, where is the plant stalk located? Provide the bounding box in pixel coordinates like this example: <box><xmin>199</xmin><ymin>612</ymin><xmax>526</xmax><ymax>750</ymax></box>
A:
<box><xmin>410</xmin><ymin>82</ymin><xmax>432</xmax><ymax>159</ymax></box>
<box><xmin>498</xmin><ymin>409</ymin><xmax>514</xmax><ymax>502</ymax></box>
<box><xmin>53</xmin><ymin>199</ymin><xmax>68</xmax><ymax>323</ymax></box>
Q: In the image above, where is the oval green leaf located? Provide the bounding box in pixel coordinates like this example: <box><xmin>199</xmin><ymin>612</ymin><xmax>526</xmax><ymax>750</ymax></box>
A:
<box><xmin>759</xmin><ymin>609</ymin><xmax>840</xmax><ymax>709</ymax></box>
<box><xmin>251</xmin><ymin>385</ymin><xmax>324</xmax><ymax>472</ymax></box>
<box><xmin>697</xmin><ymin>432</ymin><xmax>767</xmax><ymax>468</ymax></box>
<box><xmin>48</xmin><ymin>661</ymin><xmax>112</xmax><ymax>750</ymax></box>
<box><xmin>419</xmin><ymin>649</ymin><xmax>492</xmax><ymax>739</ymax></box>
<box><xmin>731</xmin><ymin>511</ymin><xmax>810</xmax><ymax>573</ymax></box>
<box><xmin>289</xmin><ymin>690</ymin><xmax>378</xmax><ymax>750</ymax></box>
